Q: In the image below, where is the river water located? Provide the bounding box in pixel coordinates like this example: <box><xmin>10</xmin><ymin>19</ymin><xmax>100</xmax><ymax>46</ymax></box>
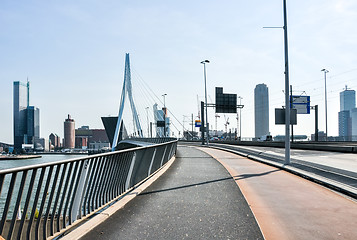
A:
<box><xmin>0</xmin><ymin>154</ymin><xmax>86</xmax><ymax>170</ymax></box>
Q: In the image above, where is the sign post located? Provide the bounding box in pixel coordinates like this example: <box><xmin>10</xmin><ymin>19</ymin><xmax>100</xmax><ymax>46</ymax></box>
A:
<box><xmin>201</xmin><ymin>101</ymin><xmax>205</xmax><ymax>145</ymax></box>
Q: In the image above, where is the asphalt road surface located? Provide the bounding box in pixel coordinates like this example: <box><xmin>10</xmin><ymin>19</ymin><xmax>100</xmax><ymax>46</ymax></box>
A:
<box><xmin>80</xmin><ymin>146</ymin><xmax>263</xmax><ymax>240</ymax></box>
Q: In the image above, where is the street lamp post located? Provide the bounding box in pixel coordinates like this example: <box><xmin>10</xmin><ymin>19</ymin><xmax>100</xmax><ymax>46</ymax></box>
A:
<box><xmin>162</xmin><ymin>93</ymin><xmax>167</xmax><ymax>137</ymax></box>
<box><xmin>283</xmin><ymin>0</ymin><xmax>291</xmax><ymax>165</ymax></box>
<box><xmin>321</xmin><ymin>69</ymin><xmax>329</xmax><ymax>141</ymax></box>
<box><xmin>263</xmin><ymin>0</ymin><xmax>290</xmax><ymax>163</ymax></box>
<box><xmin>162</xmin><ymin>93</ymin><xmax>167</xmax><ymax>108</ymax></box>
<box><xmin>238</xmin><ymin>96</ymin><xmax>243</xmax><ymax>140</ymax></box>
<box><xmin>145</xmin><ymin>107</ymin><xmax>149</xmax><ymax>137</ymax></box>
<box><xmin>201</xmin><ymin>60</ymin><xmax>210</xmax><ymax>145</ymax></box>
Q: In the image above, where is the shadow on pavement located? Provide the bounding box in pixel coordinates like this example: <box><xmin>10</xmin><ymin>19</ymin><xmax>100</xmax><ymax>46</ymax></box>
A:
<box><xmin>139</xmin><ymin>176</ymin><xmax>232</xmax><ymax>196</ymax></box>
<box><xmin>140</xmin><ymin>169</ymin><xmax>280</xmax><ymax>196</ymax></box>
<box><xmin>233</xmin><ymin>169</ymin><xmax>281</xmax><ymax>181</ymax></box>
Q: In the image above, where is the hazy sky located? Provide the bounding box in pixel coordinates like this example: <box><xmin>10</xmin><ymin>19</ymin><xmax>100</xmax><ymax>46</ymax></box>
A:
<box><xmin>1</xmin><ymin>0</ymin><xmax>357</xmax><ymax>143</ymax></box>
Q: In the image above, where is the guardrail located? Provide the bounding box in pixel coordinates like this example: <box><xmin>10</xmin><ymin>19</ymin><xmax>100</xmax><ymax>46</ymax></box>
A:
<box><xmin>0</xmin><ymin>139</ymin><xmax>177</xmax><ymax>240</ymax></box>
<box><xmin>180</xmin><ymin>140</ymin><xmax>357</xmax><ymax>153</ymax></box>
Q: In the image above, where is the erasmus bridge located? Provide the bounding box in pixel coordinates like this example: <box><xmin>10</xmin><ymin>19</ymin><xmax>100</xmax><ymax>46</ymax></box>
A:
<box><xmin>0</xmin><ymin>54</ymin><xmax>357</xmax><ymax>239</ymax></box>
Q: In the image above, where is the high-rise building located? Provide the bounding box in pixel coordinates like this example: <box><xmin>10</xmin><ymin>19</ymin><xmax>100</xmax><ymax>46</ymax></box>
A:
<box><xmin>338</xmin><ymin>110</ymin><xmax>351</xmax><ymax>139</ymax></box>
<box><xmin>254</xmin><ymin>83</ymin><xmax>269</xmax><ymax>138</ymax></box>
<box><xmin>27</xmin><ymin>106</ymin><xmax>40</xmax><ymax>142</ymax></box>
<box><xmin>340</xmin><ymin>87</ymin><xmax>355</xmax><ymax>112</ymax></box>
<box><xmin>13</xmin><ymin>81</ymin><xmax>40</xmax><ymax>150</ymax></box>
<box><xmin>338</xmin><ymin>87</ymin><xmax>356</xmax><ymax>140</ymax></box>
<box><xmin>64</xmin><ymin>114</ymin><xmax>75</xmax><ymax>149</ymax></box>
<box><xmin>351</xmin><ymin>108</ymin><xmax>357</xmax><ymax>140</ymax></box>
<box><xmin>153</xmin><ymin>103</ymin><xmax>170</xmax><ymax>137</ymax></box>
<box><xmin>13</xmin><ymin>81</ymin><xmax>29</xmax><ymax>149</ymax></box>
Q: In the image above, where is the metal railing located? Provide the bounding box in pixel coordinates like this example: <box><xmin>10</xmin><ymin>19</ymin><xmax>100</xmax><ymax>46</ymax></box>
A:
<box><xmin>0</xmin><ymin>139</ymin><xmax>177</xmax><ymax>240</ymax></box>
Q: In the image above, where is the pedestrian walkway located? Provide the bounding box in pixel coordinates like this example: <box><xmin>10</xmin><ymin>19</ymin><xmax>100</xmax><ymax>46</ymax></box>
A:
<box><xmin>80</xmin><ymin>145</ymin><xmax>263</xmax><ymax>239</ymax></box>
<box><xmin>201</xmin><ymin>147</ymin><xmax>357</xmax><ymax>240</ymax></box>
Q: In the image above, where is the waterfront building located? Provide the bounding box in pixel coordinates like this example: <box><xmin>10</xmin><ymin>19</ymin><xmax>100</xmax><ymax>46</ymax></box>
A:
<box><xmin>254</xmin><ymin>84</ymin><xmax>269</xmax><ymax>138</ymax></box>
<box><xmin>75</xmin><ymin>126</ymin><xmax>109</xmax><ymax>149</ymax></box>
<box><xmin>13</xmin><ymin>81</ymin><xmax>29</xmax><ymax>149</ymax></box>
<box><xmin>75</xmin><ymin>136</ymin><xmax>88</xmax><ymax>149</ymax></box>
<box><xmin>338</xmin><ymin>87</ymin><xmax>356</xmax><ymax>140</ymax></box>
<box><xmin>49</xmin><ymin>133</ymin><xmax>61</xmax><ymax>148</ymax></box>
<box><xmin>13</xmin><ymin>81</ymin><xmax>40</xmax><ymax>150</ymax></box>
<box><xmin>64</xmin><ymin>114</ymin><xmax>75</xmax><ymax>149</ymax></box>
<box><xmin>27</xmin><ymin>106</ymin><xmax>40</xmax><ymax>143</ymax></box>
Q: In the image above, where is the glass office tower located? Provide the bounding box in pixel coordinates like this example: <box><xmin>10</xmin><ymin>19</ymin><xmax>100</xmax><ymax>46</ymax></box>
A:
<box><xmin>13</xmin><ymin>81</ymin><xmax>29</xmax><ymax>150</ymax></box>
<box><xmin>340</xmin><ymin>88</ymin><xmax>355</xmax><ymax>112</ymax></box>
<box><xmin>13</xmin><ymin>81</ymin><xmax>40</xmax><ymax>150</ymax></box>
<box><xmin>27</xmin><ymin>106</ymin><xmax>40</xmax><ymax>143</ymax></box>
<box><xmin>338</xmin><ymin>88</ymin><xmax>356</xmax><ymax>139</ymax></box>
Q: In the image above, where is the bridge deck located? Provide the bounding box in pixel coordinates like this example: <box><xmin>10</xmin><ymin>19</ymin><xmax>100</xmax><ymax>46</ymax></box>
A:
<box><xmin>201</xmin><ymin>147</ymin><xmax>357</xmax><ymax>240</ymax></box>
<box><xmin>80</xmin><ymin>145</ymin><xmax>263</xmax><ymax>239</ymax></box>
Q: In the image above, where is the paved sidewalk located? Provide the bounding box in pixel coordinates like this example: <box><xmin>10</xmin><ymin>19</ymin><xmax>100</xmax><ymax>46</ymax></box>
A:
<box><xmin>201</xmin><ymin>147</ymin><xmax>357</xmax><ymax>240</ymax></box>
<box><xmin>80</xmin><ymin>145</ymin><xmax>263</xmax><ymax>240</ymax></box>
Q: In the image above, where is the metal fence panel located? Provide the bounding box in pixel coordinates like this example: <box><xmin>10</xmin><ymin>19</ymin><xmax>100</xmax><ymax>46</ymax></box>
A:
<box><xmin>0</xmin><ymin>139</ymin><xmax>177</xmax><ymax>239</ymax></box>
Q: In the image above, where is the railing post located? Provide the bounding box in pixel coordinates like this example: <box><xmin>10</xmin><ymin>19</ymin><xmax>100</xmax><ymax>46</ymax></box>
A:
<box><xmin>93</xmin><ymin>156</ymin><xmax>108</xmax><ymax>210</ymax></box>
<box><xmin>59</xmin><ymin>162</ymin><xmax>75</xmax><ymax>229</ymax></box>
<box><xmin>17</xmin><ymin>169</ymin><xmax>37</xmax><ymax>240</ymax></box>
<box><xmin>27</xmin><ymin>167</ymin><xmax>46</xmax><ymax>240</ymax></box>
<box><xmin>148</xmin><ymin>149</ymin><xmax>157</xmax><ymax>176</ymax></box>
<box><xmin>57</xmin><ymin>163</ymin><xmax>73</xmax><ymax>232</ymax></box>
<box><xmin>35</xmin><ymin>165</ymin><xmax>54</xmax><ymax>240</ymax></box>
<box><xmin>103</xmin><ymin>155</ymin><xmax>116</xmax><ymax>203</ymax></box>
<box><xmin>80</xmin><ymin>159</ymin><xmax>95</xmax><ymax>218</ymax></box>
<box><xmin>0</xmin><ymin>173</ymin><xmax>17</xmax><ymax>236</ymax></box>
<box><xmin>160</xmin><ymin>145</ymin><xmax>168</xmax><ymax>167</ymax></box>
<box><xmin>43</xmin><ymin>165</ymin><xmax>61</xmax><ymax>239</ymax></box>
<box><xmin>109</xmin><ymin>154</ymin><xmax>121</xmax><ymax>200</ymax></box>
<box><xmin>63</xmin><ymin>161</ymin><xmax>80</xmax><ymax>226</ymax></box>
<box><xmin>70</xmin><ymin>160</ymin><xmax>88</xmax><ymax>223</ymax></box>
<box><xmin>125</xmin><ymin>152</ymin><xmax>137</xmax><ymax>190</ymax></box>
<box><xmin>85</xmin><ymin>158</ymin><xmax>100</xmax><ymax>214</ymax></box>
<box><xmin>7</xmin><ymin>171</ymin><xmax>27</xmax><ymax>240</ymax></box>
<box><xmin>51</xmin><ymin>164</ymin><xmax>67</xmax><ymax>235</ymax></box>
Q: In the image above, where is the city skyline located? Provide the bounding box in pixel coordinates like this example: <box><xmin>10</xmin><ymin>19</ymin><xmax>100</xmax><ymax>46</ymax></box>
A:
<box><xmin>1</xmin><ymin>1</ymin><xmax>357</xmax><ymax>143</ymax></box>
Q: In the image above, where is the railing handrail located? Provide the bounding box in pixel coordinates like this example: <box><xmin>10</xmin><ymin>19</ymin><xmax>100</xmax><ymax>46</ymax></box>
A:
<box><xmin>0</xmin><ymin>138</ymin><xmax>178</xmax><ymax>240</ymax></box>
<box><xmin>0</xmin><ymin>139</ymin><xmax>178</xmax><ymax>175</ymax></box>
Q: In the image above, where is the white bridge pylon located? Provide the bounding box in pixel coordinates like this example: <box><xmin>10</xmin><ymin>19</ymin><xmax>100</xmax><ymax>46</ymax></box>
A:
<box><xmin>112</xmin><ymin>53</ymin><xmax>143</xmax><ymax>151</ymax></box>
